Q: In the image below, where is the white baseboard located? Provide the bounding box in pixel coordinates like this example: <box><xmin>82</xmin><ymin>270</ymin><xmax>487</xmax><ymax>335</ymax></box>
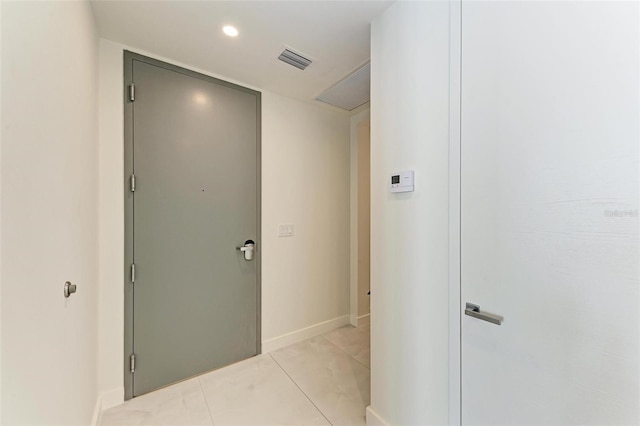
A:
<box><xmin>350</xmin><ymin>314</ymin><xmax>358</xmax><ymax>326</ymax></box>
<box><xmin>101</xmin><ymin>387</ymin><xmax>124</xmax><ymax>410</ymax></box>
<box><xmin>350</xmin><ymin>313</ymin><xmax>371</xmax><ymax>327</ymax></box>
<box><xmin>357</xmin><ymin>313</ymin><xmax>371</xmax><ymax>326</ymax></box>
<box><xmin>366</xmin><ymin>406</ymin><xmax>390</xmax><ymax>426</ymax></box>
<box><xmin>91</xmin><ymin>387</ymin><xmax>124</xmax><ymax>425</ymax></box>
<box><xmin>91</xmin><ymin>396</ymin><xmax>102</xmax><ymax>426</ymax></box>
<box><xmin>262</xmin><ymin>315</ymin><xmax>350</xmax><ymax>353</ymax></box>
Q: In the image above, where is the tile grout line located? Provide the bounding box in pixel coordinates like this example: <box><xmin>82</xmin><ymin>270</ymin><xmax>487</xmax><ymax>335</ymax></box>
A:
<box><xmin>268</xmin><ymin>352</ymin><xmax>334</xmax><ymax>426</ymax></box>
<box><xmin>320</xmin><ymin>334</ymin><xmax>371</xmax><ymax>371</ymax></box>
<box><xmin>198</xmin><ymin>377</ymin><xmax>217</xmax><ymax>426</ymax></box>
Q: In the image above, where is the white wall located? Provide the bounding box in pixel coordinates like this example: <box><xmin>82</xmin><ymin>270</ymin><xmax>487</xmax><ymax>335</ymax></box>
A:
<box><xmin>97</xmin><ymin>39</ymin><xmax>126</xmax><ymax>408</ymax></box>
<box><xmin>261</xmin><ymin>91</ymin><xmax>351</xmax><ymax>344</ymax></box>
<box><xmin>368</xmin><ymin>2</ymin><xmax>451</xmax><ymax>425</ymax></box>
<box><xmin>97</xmin><ymin>40</ymin><xmax>351</xmax><ymax>401</ymax></box>
<box><xmin>1</xmin><ymin>1</ymin><xmax>100</xmax><ymax>424</ymax></box>
<box><xmin>0</xmin><ymin>1</ymin><xmax>4</xmax><ymax>421</ymax></box>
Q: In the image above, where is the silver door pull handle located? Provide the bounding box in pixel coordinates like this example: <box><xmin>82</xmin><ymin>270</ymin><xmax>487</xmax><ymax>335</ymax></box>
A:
<box><xmin>465</xmin><ymin>303</ymin><xmax>503</xmax><ymax>325</ymax></box>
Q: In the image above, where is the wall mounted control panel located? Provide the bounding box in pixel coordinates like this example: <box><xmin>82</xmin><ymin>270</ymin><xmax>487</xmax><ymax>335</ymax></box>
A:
<box><xmin>390</xmin><ymin>170</ymin><xmax>414</xmax><ymax>193</ymax></box>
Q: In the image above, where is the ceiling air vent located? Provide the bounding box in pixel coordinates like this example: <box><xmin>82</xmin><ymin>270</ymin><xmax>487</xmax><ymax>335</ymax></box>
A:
<box><xmin>278</xmin><ymin>48</ymin><xmax>312</xmax><ymax>70</ymax></box>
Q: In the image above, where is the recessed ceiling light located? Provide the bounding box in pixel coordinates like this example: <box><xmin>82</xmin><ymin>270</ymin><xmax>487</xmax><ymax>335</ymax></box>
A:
<box><xmin>223</xmin><ymin>25</ymin><xmax>239</xmax><ymax>37</ymax></box>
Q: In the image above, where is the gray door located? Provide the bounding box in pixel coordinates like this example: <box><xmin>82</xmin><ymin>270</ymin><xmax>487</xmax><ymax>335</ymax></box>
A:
<box><xmin>124</xmin><ymin>52</ymin><xmax>261</xmax><ymax>399</ymax></box>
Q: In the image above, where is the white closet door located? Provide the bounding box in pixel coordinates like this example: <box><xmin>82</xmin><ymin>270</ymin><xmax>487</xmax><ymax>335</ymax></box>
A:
<box><xmin>461</xmin><ymin>2</ymin><xmax>639</xmax><ymax>424</ymax></box>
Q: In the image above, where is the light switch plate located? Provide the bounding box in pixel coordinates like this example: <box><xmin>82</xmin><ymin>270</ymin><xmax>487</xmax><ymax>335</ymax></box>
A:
<box><xmin>278</xmin><ymin>224</ymin><xmax>294</xmax><ymax>237</ymax></box>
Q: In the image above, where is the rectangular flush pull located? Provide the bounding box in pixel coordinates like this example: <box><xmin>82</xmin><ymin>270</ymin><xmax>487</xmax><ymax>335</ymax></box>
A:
<box><xmin>465</xmin><ymin>302</ymin><xmax>503</xmax><ymax>325</ymax></box>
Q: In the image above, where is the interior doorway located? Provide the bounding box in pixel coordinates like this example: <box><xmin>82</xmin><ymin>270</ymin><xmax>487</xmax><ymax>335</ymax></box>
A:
<box><xmin>351</xmin><ymin>111</ymin><xmax>371</xmax><ymax>327</ymax></box>
<box><xmin>357</xmin><ymin>120</ymin><xmax>371</xmax><ymax>325</ymax></box>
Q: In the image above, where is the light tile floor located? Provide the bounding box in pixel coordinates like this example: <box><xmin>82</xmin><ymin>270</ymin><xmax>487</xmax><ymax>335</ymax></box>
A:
<box><xmin>100</xmin><ymin>324</ymin><xmax>370</xmax><ymax>426</ymax></box>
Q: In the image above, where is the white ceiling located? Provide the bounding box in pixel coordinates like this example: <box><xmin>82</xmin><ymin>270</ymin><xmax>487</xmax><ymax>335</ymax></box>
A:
<box><xmin>91</xmin><ymin>0</ymin><xmax>393</xmax><ymax>108</ymax></box>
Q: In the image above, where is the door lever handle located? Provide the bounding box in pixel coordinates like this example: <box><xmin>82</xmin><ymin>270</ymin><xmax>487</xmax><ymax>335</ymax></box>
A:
<box><xmin>465</xmin><ymin>302</ymin><xmax>503</xmax><ymax>325</ymax></box>
<box><xmin>64</xmin><ymin>281</ymin><xmax>77</xmax><ymax>298</ymax></box>
<box><xmin>237</xmin><ymin>240</ymin><xmax>255</xmax><ymax>261</ymax></box>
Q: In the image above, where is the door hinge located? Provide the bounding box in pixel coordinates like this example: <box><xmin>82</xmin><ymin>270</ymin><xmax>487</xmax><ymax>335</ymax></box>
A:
<box><xmin>130</xmin><ymin>354</ymin><xmax>136</xmax><ymax>373</ymax></box>
<box><xmin>129</xmin><ymin>84</ymin><xmax>135</xmax><ymax>102</ymax></box>
<box><xmin>130</xmin><ymin>174</ymin><xmax>136</xmax><ymax>192</ymax></box>
<box><xmin>131</xmin><ymin>263</ymin><xmax>136</xmax><ymax>283</ymax></box>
